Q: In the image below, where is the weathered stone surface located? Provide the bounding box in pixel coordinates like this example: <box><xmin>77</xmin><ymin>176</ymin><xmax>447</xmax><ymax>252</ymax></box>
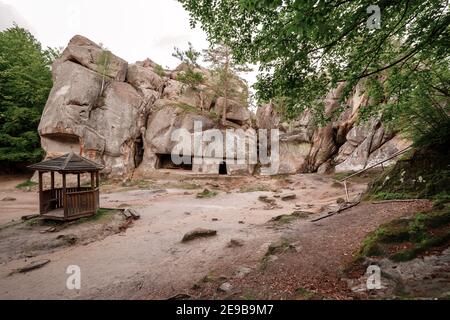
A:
<box><xmin>2</xmin><ymin>197</ymin><xmax>16</xmax><ymax>201</ymax></box>
<box><xmin>39</xmin><ymin>59</ymin><xmax>146</xmax><ymax>179</ymax></box>
<box><xmin>126</xmin><ymin>63</ymin><xmax>164</xmax><ymax>103</ymax></box>
<box><xmin>38</xmin><ymin>35</ymin><xmax>256</xmax><ymax>180</ymax></box>
<box><xmin>59</xmin><ymin>35</ymin><xmax>128</xmax><ymax>81</ymax></box>
<box><xmin>278</xmin><ymin>141</ymin><xmax>312</xmax><ymax>174</ymax></box>
<box><xmin>181</xmin><ymin>228</ymin><xmax>217</xmax><ymax>242</ymax></box>
<box><xmin>227</xmin><ymin>239</ymin><xmax>245</xmax><ymax>248</ymax></box>
<box><xmin>256</xmin><ymin>103</ymin><xmax>279</xmax><ymax>130</ymax></box>
<box><xmin>255</xmin><ymin>80</ymin><xmax>409</xmax><ymax>174</ymax></box>
<box><xmin>281</xmin><ymin>193</ymin><xmax>297</xmax><ymax>201</ymax></box>
<box><xmin>38</xmin><ymin>35</ymin><xmax>409</xmax><ymax>179</ymax></box>
<box><xmin>218</xmin><ymin>282</ymin><xmax>233</xmax><ymax>293</ymax></box>
<box><xmin>214</xmin><ymin>97</ymin><xmax>251</xmax><ymax>124</ymax></box>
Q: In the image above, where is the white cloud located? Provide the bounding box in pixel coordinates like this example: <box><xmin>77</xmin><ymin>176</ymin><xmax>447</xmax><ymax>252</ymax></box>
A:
<box><xmin>0</xmin><ymin>1</ymin><xmax>33</xmax><ymax>32</ymax></box>
<box><xmin>0</xmin><ymin>0</ymin><xmax>257</xmax><ymax>89</ymax></box>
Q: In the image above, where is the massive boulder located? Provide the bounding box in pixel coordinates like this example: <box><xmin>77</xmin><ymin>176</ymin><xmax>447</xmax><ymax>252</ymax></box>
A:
<box><xmin>256</xmin><ymin>82</ymin><xmax>410</xmax><ymax>174</ymax></box>
<box><xmin>39</xmin><ymin>59</ymin><xmax>147</xmax><ymax>179</ymax></box>
<box><xmin>214</xmin><ymin>97</ymin><xmax>251</xmax><ymax>125</ymax></box>
<box><xmin>37</xmin><ymin>35</ymin><xmax>255</xmax><ymax>179</ymax></box>
<box><xmin>58</xmin><ymin>35</ymin><xmax>128</xmax><ymax>81</ymax></box>
<box><xmin>39</xmin><ymin>34</ymin><xmax>405</xmax><ymax>179</ymax></box>
<box><xmin>126</xmin><ymin>63</ymin><xmax>164</xmax><ymax>104</ymax></box>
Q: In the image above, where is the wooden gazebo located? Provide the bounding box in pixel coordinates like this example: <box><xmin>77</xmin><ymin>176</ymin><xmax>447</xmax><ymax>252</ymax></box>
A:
<box><xmin>29</xmin><ymin>153</ymin><xmax>104</xmax><ymax>221</ymax></box>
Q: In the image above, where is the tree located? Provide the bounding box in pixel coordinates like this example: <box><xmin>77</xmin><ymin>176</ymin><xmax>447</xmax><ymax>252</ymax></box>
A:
<box><xmin>203</xmin><ymin>43</ymin><xmax>252</xmax><ymax>124</ymax></box>
<box><xmin>179</xmin><ymin>1</ymin><xmax>449</xmax><ymax>144</ymax></box>
<box><xmin>172</xmin><ymin>42</ymin><xmax>204</xmax><ymax>90</ymax></box>
<box><xmin>172</xmin><ymin>42</ymin><xmax>207</xmax><ymax>113</ymax></box>
<box><xmin>0</xmin><ymin>25</ymin><xmax>55</xmax><ymax>166</ymax></box>
<box><xmin>96</xmin><ymin>46</ymin><xmax>112</xmax><ymax>99</ymax></box>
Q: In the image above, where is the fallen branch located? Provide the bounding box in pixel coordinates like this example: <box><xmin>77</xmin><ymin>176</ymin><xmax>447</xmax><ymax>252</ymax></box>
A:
<box><xmin>21</xmin><ymin>214</ymin><xmax>39</xmax><ymax>221</ymax></box>
<box><xmin>310</xmin><ymin>201</ymin><xmax>361</xmax><ymax>222</ymax></box>
<box><xmin>11</xmin><ymin>259</ymin><xmax>51</xmax><ymax>275</ymax></box>
<box><xmin>371</xmin><ymin>199</ymin><xmax>422</xmax><ymax>204</ymax></box>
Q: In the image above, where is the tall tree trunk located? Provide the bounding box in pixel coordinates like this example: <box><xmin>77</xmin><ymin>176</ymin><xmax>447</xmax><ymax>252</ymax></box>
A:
<box><xmin>222</xmin><ymin>51</ymin><xmax>230</xmax><ymax>125</ymax></box>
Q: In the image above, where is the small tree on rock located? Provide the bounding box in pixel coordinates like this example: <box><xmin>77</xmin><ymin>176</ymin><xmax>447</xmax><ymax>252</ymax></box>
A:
<box><xmin>203</xmin><ymin>43</ymin><xmax>252</xmax><ymax>124</ymax></box>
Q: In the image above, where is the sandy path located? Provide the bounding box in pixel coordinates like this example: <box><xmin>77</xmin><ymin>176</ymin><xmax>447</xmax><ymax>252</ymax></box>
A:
<box><xmin>0</xmin><ymin>173</ymin><xmax>366</xmax><ymax>299</ymax></box>
<box><xmin>217</xmin><ymin>200</ymin><xmax>432</xmax><ymax>299</ymax></box>
<box><xmin>0</xmin><ymin>175</ymin><xmax>37</xmax><ymax>225</ymax></box>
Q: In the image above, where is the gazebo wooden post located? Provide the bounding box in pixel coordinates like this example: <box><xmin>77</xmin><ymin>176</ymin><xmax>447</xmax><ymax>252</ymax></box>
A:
<box><xmin>62</xmin><ymin>173</ymin><xmax>67</xmax><ymax>219</ymax></box>
<box><xmin>50</xmin><ymin>171</ymin><xmax>55</xmax><ymax>190</ymax></box>
<box><xmin>38</xmin><ymin>171</ymin><xmax>43</xmax><ymax>215</ymax></box>
<box><xmin>29</xmin><ymin>153</ymin><xmax>104</xmax><ymax>221</ymax></box>
<box><xmin>91</xmin><ymin>172</ymin><xmax>96</xmax><ymax>210</ymax></box>
<box><xmin>95</xmin><ymin>171</ymin><xmax>100</xmax><ymax>210</ymax></box>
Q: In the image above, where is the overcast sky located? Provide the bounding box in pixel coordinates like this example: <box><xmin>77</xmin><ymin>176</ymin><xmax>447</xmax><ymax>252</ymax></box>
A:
<box><xmin>0</xmin><ymin>0</ymin><xmax>257</xmax><ymax>86</ymax></box>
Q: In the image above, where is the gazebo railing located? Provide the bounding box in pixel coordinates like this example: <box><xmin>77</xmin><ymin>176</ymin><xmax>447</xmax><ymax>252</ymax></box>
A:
<box><xmin>65</xmin><ymin>188</ymin><xmax>99</xmax><ymax>218</ymax></box>
<box><xmin>40</xmin><ymin>187</ymin><xmax>99</xmax><ymax>218</ymax></box>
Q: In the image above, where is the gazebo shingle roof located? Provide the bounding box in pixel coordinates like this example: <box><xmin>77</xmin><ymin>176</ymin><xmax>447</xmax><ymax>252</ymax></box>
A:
<box><xmin>28</xmin><ymin>153</ymin><xmax>104</xmax><ymax>172</ymax></box>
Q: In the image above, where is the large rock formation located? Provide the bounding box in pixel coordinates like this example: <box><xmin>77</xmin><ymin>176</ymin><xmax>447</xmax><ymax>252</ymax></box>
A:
<box><xmin>256</xmin><ymin>82</ymin><xmax>410</xmax><ymax>174</ymax></box>
<box><xmin>38</xmin><ymin>35</ymin><xmax>407</xmax><ymax>179</ymax></box>
<box><xmin>38</xmin><ymin>35</ymin><xmax>253</xmax><ymax>179</ymax></box>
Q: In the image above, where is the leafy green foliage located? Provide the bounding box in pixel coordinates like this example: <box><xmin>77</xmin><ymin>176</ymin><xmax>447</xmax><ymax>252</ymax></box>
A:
<box><xmin>196</xmin><ymin>188</ymin><xmax>218</xmax><ymax>199</ymax></box>
<box><xmin>355</xmin><ymin>207</ymin><xmax>450</xmax><ymax>262</ymax></box>
<box><xmin>173</xmin><ymin>42</ymin><xmax>204</xmax><ymax>89</ymax></box>
<box><xmin>203</xmin><ymin>43</ymin><xmax>252</xmax><ymax>123</ymax></box>
<box><xmin>154</xmin><ymin>64</ymin><xmax>166</xmax><ymax>77</ymax></box>
<box><xmin>0</xmin><ymin>26</ymin><xmax>55</xmax><ymax>163</ymax></box>
<box><xmin>15</xmin><ymin>179</ymin><xmax>38</xmax><ymax>189</ymax></box>
<box><xmin>176</xmin><ymin>67</ymin><xmax>204</xmax><ymax>89</ymax></box>
<box><xmin>96</xmin><ymin>48</ymin><xmax>112</xmax><ymax>99</ymax></box>
<box><xmin>180</xmin><ymin>1</ymin><xmax>449</xmax><ymax>144</ymax></box>
<box><xmin>366</xmin><ymin>144</ymin><xmax>450</xmax><ymax>203</ymax></box>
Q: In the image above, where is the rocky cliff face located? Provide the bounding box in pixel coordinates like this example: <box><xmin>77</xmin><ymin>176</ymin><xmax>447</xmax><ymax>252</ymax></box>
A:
<box><xmin>38</xmin><ymin>35</ymin><xmax>408</xmax><ymax>179</ymax></box>
<box><xmin>38</xmin><ymin>35</ymin><xmax>252</xmax><ymax>179</ymax></box>
<box><xmin>256</xmin><ymin>83</ymin><xmax>410</xmax><ymax>175</ymax></box>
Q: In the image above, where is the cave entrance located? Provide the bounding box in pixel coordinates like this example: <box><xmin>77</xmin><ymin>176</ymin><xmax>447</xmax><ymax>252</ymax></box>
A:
<box><xmin>219</xmin><ymin>161</ymin><xmax>228</xmax><ymax>175</ymax></box>
<box><xmin>134</xmin><ymin>137</ymin><xmax>144</xmax><ymax>168</ymax></box>
<box><xmin>156</xmin><ymin>154</ymin><xmax>193</xmax><ymax>171</ymax></box>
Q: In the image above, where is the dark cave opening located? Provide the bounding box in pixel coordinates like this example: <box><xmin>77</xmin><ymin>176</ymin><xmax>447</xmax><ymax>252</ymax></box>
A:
<box><xmin>156</xmin><ymin>154</ymin><xmax>193</xmax><ymax>171</ymax></box>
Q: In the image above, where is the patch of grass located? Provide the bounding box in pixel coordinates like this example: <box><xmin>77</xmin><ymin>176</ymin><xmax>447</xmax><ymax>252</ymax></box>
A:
<box><xmin>25</xmin><ymin>218</ymin><xmax>61</xmax><ymax>227</ymax></box>
<box><xmin>295</xmin><ymin>287</ymin><xmax>315</xmax><ymax>300</ymax></box>
<box><xmin>333</xmin><ymin>172</ymin><xmax>355</xmax><ymax>181</ymax></box>
<box><xmin>241</xmin><ymin>293</ymin><xmax>257</xmax><ymax>300</ymax></box>
<box><xmin>239</xmin><ymin>185</ymin><xmax>271</xmax><ymax>193</ymax></box>
<box><xmin>15</xmin><ymin>180</ymin><xmax>38</xmax><ymax>189</ymax></box>
<box><xmin>154</xmin><ymin>64</ymin><xmax>165</xmax><ymax>77</ymax></box>
<box><xmin>196</xmin><ymin>189</ymin><xmax>218</xmax><ymax>199</ymax></box>
<box><xmin>208</xmin><ymin>110</ymin><xmax>220</xmax><ymax>123</ymax></box>
<box><xmin>372</xmin><ymin>192</ymin><xmax>411</xmax><ymax>200</ymax></box>
<box><xmin>355</xmin><ymin>207</ymin><xmax>450</xmax><ymax>262</ymax></box>
<box><xmin>331</xmin><ymin>182</ymin><xmax>343</xmax><ymax>188</ymax></box>
<box><xmin>74</xmin><ymin>208</ymin><xmax>117</xmax><ymax>224</ymax></box>
<box><xmin>163</xmin><ymin>181</ymin><xmax>201</xmax><ymax>190</ymax></box>
<box><xmin>432</xmin><ymin>192</ymin><xmax>450</xmax><ymax>209</ymax></box>
<box><xmin>365</xmin><ymin>145</ymin><xmax>449</xmax><ymax>203</ymax></box>
<box><xmin>354</xmin><ymin>228</ymin><xmax>386</xmax><ymax>262</ymax></box>
<box><xmin>176</xmin><ymin>102</ymin><xmax>199</xmax><ymax>114</ymax></box>
<box><xmin>278</xmin><ymin>215</ymin><xmax>297</xmax><ymax>224</ymax></box>
<box><xmin>271</xmin><ymin>211</ymin><xmax>310</xmax><ymax>224</ymax></box>
<box><xmin>390</xmin><ymin>231</ymin><xmax>450</xmax><ymax>262</ymax></box>
<box><xmin>265</xmin><ymin>238</ymin><xmax>294</xmax><ymax>256</ymax></box>
<box><xmin>136</xmin><ymin>180</ymin><xmax>155</xmax><ymax>189</ymax></box>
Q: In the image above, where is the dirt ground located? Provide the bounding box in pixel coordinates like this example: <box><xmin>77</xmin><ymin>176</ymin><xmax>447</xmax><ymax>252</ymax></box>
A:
<box><xmin>0</xmin><ymin>171</ymin><xmax>437</xmax><ymax>300</ymax></box>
